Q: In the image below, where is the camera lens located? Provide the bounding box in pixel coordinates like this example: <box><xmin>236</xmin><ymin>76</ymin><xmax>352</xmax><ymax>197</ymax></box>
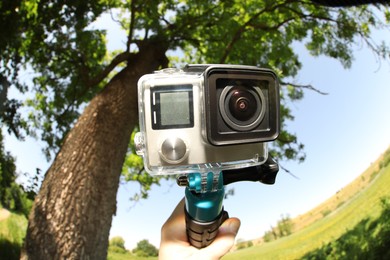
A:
<box><xmin>219</xmin><ymin>85</ymin><xmax>266</xmax><ymax>131</ymax></box>
<box><xmin>228</xmin><ymin>87</ymin><xmax>258</xmax><ymax>122</ymax></box>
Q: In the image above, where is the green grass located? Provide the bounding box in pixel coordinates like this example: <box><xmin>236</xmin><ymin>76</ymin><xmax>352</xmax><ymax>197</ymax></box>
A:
<box><xmin>107</xmin><ymin>251</ymin><xmax>157</xmax><ymax>260</ymax></box>
<box><xmin>0</xmin><ymin>211</ymin><xmax>28</xmax><ymax>259</ymax></box>
<box><xmin>223</xmin><ymin>151</ymin><xmax>390</xmax><ymax>260</ymax></box>
<box><xmin>0</xmin><ymin>209</ymin><xmax>156</xmax><ymax>260</ymax></box>
<box><xmin>301</xmin><ymin>197</ymin><xmax>390</xmax><ymax>259</ymax></box>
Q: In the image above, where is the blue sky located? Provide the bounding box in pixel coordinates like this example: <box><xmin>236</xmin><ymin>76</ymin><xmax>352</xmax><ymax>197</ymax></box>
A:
<box><xmin>5</xmin><ymin>12</ymin><xmax>390</xmax><ymax>250</ymax></box>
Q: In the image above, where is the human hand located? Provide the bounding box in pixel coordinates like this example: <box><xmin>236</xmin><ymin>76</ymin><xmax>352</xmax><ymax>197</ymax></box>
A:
<box><xmin>159</xmin><ymin>199</ymin><xmax>241</xmax><ymax>260</ymax></box>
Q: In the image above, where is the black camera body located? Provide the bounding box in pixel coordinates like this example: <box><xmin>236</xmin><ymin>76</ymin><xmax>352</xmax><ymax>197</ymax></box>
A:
<box><xmin>135</xmin><ymin>64</ymin><xmax>280</xmax><ymax>175</ymax></box>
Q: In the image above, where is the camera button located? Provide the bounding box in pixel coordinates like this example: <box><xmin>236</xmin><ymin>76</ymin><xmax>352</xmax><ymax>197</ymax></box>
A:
<box><xmin>160</xmin><ymin>138</ymin><xmax>188</xmax><ymax>164</ymax></box>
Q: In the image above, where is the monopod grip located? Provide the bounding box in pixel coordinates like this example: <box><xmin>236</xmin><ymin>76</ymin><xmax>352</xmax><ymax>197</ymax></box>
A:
<box><xmin>185</xmin><ymin>208</ymin><xmax>229</xmax><ymax>248</ymax></box>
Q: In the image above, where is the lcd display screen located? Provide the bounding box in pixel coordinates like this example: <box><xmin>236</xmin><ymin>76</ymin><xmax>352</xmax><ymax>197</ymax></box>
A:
<box><xmin>151</xmin><ymin>85</ymin><xmax>194</xmax><ymax>129</ymax></box>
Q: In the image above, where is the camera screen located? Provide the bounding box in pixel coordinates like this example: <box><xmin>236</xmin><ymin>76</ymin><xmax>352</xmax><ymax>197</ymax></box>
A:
<box><xmin>151</xmin><ymin>85</ymin><xmax>194</xmax><ymax>129</ymax></box>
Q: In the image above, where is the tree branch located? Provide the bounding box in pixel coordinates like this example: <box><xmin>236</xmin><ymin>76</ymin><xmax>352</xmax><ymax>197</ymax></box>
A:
<box><xmin>281</xmin><ymin>81</ymin><xmax>329</xmax><ymax>95</ymax></box>
<box><xmin>278</xmin><ymin>163</ymin><xmax>300</xmax><ymax>179</ymax></box>
<box><xmin>283</xmin><ymin>5</ymin><xmax>339</xmax><ymax>24</ymax></box>
<box><xmin>219</xmin><ymin>0</ymin><xmax>296</xmax><ymax>63</ymax></box>
<box><xmin>250</xmin><ymin>17</ymin><xmax>296</xmax><ymax>32</ymax></box>
<box><xmin>312</xmin><ymin>0</ymin><xmax>389</xmax><ymax>7</ymax></box>
<box><xmin>88</xmin><ymin>51</ymin><xmax>134</xmax><ymax>88</ymax></box>
<box><xmin>217</xmin><ymin>0</ymin><xmax>347</xmax><ymax>64</ymax></box>
<box><xmin>126</xmin><ymin>0</ymin><xmax>137</xmax><ymax>53</ymax></box>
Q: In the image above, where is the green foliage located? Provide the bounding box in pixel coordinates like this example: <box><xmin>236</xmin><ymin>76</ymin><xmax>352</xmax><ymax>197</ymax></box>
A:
<box><xmin>263</xmin><ymin>229</ymin><xmax>275</xmax><ymax>243</ymax></box>
<box><xmin>2</xmin><ymin>1</ymin><xmax>390</xmax><ymax>198</ymax></box>
<box><xmin>370</xmin><ymin>169</ymin><xmax>380</xmax><ymax>182</ymax></box>
<box><xmin>336</xmin><ymin>201</ymin><xmax>345</xmax><ymax>209</ymax></box>
<box><xmin>107</xmin><ymin>236</ymin><xmax>157</xmax><ymax>259</ymax></box>
<box><xmin>109</xmin><ymin>236</ymin><xmax>127</xmax><ymax>254</ymax></box>
<box><xmin>321</xmin><ymin>209</ymin><xmax>332</xmax><ymax>217</ymax></box>
<box><xmin>277</xmin><ymin>214</ymin><xmax>294</xmax><ymax>237</ymax></box>
<box><xmin>110</xmin><ymin>236</ymin><xmax>126</xmax><ymax>250</ymax></box>
<box><xmin>108</xmin><ymin>245</ymin><xmax>128</xmax><ymax>254</ymax></box>
<box><xmin>21</xmin><ymin>0</ymin><xmax>115</xmax><ymax>159</ymax></box>
<box><xmin>1</xmin><ymin>182</ymin><xmax>33</xmax><ymax>217</ymax></box>
<box><xmin>4</xmin><ymin>0</ymin><xmax>389</xmax><ymax>159</ymax></box>
<box><xmin>380</xmin><ymin>148</ymin><xmax>390</xmax><ymax>169</ymax></box>
<box><xmin>263</xmin><ymin>214</ymin><xmax>294</xmax><ymax>242</ymax></box>
<box><xmin>0</xmin><ymin>130</ymin><xmax>33</xmax><ymax>217</ymax></box>
<box><xmin>0</xmin><ymin>211</ymin><xmax>28</xmax><ymax>260</ymax></box>
<box><xmin>0</xmin><ymin>0</ymin><xmax>23</xmax><ymax>82</ymax></box>
<box><xmin>132</xmin><ymin>239</ymin><xmax>158</xmax><ymax>257</ymax></box>
<box><xmin>236</xmin><ymin>240</ymin><xmax>254</xmax><ymax>250</ymax></box>
<box><xmin>301</xmin><ymin>196</ymin><xmax>390</xmax><ymax>260</ymax></box>
<box><xmin>0</xmin><ymin>239</ymin><xmax>21</xmax><ymax>260</ymax></box>
<box><xmin>1</xmin><ymin>0</ymin><xmax>119</xmax><ymax>158</ymax></box>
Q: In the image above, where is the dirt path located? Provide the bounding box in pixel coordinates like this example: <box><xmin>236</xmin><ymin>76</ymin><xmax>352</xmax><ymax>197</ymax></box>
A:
<box><xmin>0</xmin><ymin>208</ymin><xmax>11</xmax><ymax>221</ymax></box>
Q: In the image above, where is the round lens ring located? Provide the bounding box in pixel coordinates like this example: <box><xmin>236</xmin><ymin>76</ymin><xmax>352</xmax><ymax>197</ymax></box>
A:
<box><xmin>219</xmin><ymin>85</ymin><xmax>266</xmax><ymax>131</ymax></box>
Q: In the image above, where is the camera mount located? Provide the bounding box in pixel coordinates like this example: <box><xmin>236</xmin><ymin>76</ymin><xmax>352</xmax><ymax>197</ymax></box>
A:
<box><xmin>177</xmin><ymin>156</ymin><xmax>279</xmax><ymax>248</ymax></box>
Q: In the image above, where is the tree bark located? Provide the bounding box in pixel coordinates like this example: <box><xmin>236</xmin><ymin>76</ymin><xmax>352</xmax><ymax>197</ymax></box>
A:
<box><xmin>21</xmin><ymin>39</ymin><xmax>169</xmax><ymax>260</ymax></box>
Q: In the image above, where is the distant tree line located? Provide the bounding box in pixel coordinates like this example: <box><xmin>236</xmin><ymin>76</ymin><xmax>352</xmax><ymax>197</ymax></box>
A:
<box><xmin>379</xmin><ymin>148</ymin><xmax>390</xmax><ymax>169</ymax></box>
<box><xmin>108</xmin><ymin>236</ymin><xmax>158</xmax><ymax>258</ymax></box>
<box><xmin>132</xmin><ymin>239</ymin><xmax>158</xmax><ymax>257</ymax></box>
<box><xmin>236</xmin><ymin>239</ymin><xmax>254</xmax><ymax>250</ymax></box>
<box><xmin>108</xmin><ymin>236</ymin><xmax>128</xmax><ymax>254</ymax></box>
<box><xmin>0</xmin><ymin>130</ymin><xmax>37</xmax><ymax>217</ymax></box>
<box><xmin>263</xmin><ymin>214</ymin><xmax>294</xmax><ymax>242</ymax></box>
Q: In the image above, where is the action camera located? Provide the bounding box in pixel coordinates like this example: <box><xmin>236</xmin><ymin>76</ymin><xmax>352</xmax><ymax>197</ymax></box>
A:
<box><xmin>135</xmin><ymin>64</ymin><xmax>280</xmax><ymax>175</ymax></box>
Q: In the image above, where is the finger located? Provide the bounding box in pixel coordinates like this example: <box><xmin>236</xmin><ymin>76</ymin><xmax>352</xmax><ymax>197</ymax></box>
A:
<box><xmin>161</xmin><ymin>198</ymin><xmax>187</xmax><ymax>242</ymax></box>
<box><xmin>200</xmin><ymin>217</ymin><xmax>241</xmax><ymax>259</ymax></box>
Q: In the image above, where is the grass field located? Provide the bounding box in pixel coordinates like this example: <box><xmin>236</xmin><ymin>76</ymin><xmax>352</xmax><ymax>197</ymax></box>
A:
<box><xmin>223</xmin><ymin>148</ymin><xmax>390</xmax><ymax>259</ymax></box>
<box><xmin>0</xmin><ymin>210</ymin><xmax>28</xmax><ymax>259</ymax></box>
<box><xmin>107</xmin><ymin>251</ymin><xmax>157</xmax><ymax>260</ymax></box>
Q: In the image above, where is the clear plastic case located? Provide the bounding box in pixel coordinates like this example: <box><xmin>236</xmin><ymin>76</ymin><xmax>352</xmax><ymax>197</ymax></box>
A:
<box><xmin>135</xmin><ymin>65</ymin><xmax>279</xmax><ymax>175</ymax></box>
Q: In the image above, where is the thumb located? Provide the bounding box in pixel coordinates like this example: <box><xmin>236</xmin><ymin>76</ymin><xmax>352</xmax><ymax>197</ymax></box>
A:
<box><xmin>201</xmin><ymin>218</ymin><xmax>241</xmax><ymax>259</ymax></box>
<box><xmin>218</xmin><ymin>217</ymin><xmax>241</xmax><ymax>238</ymax></box>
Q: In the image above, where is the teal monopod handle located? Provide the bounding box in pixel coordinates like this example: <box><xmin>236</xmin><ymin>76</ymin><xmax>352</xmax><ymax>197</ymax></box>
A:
<box><xmin>179</xmin><ymin>157</ymin><xmax>279</xmax><ymax>248</ymax></box>
<box><xmin>182</xmin><ymin>172</ymin><xmax>228</xmax><ymax>248</ymax></box>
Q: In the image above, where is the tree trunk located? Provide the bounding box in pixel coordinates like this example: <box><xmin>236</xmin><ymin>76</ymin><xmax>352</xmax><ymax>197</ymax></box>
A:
<box><xmin>21</xmin><ymin>40</ymin><xmax>169</xmax><ymax>260</ymax></box>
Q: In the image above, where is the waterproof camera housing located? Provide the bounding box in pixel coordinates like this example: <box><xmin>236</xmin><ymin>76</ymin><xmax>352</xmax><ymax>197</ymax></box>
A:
<box><xmin>135</xmin><ymin>64</ymin><xmax>279</xmax><ymax>175</ymax></box>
